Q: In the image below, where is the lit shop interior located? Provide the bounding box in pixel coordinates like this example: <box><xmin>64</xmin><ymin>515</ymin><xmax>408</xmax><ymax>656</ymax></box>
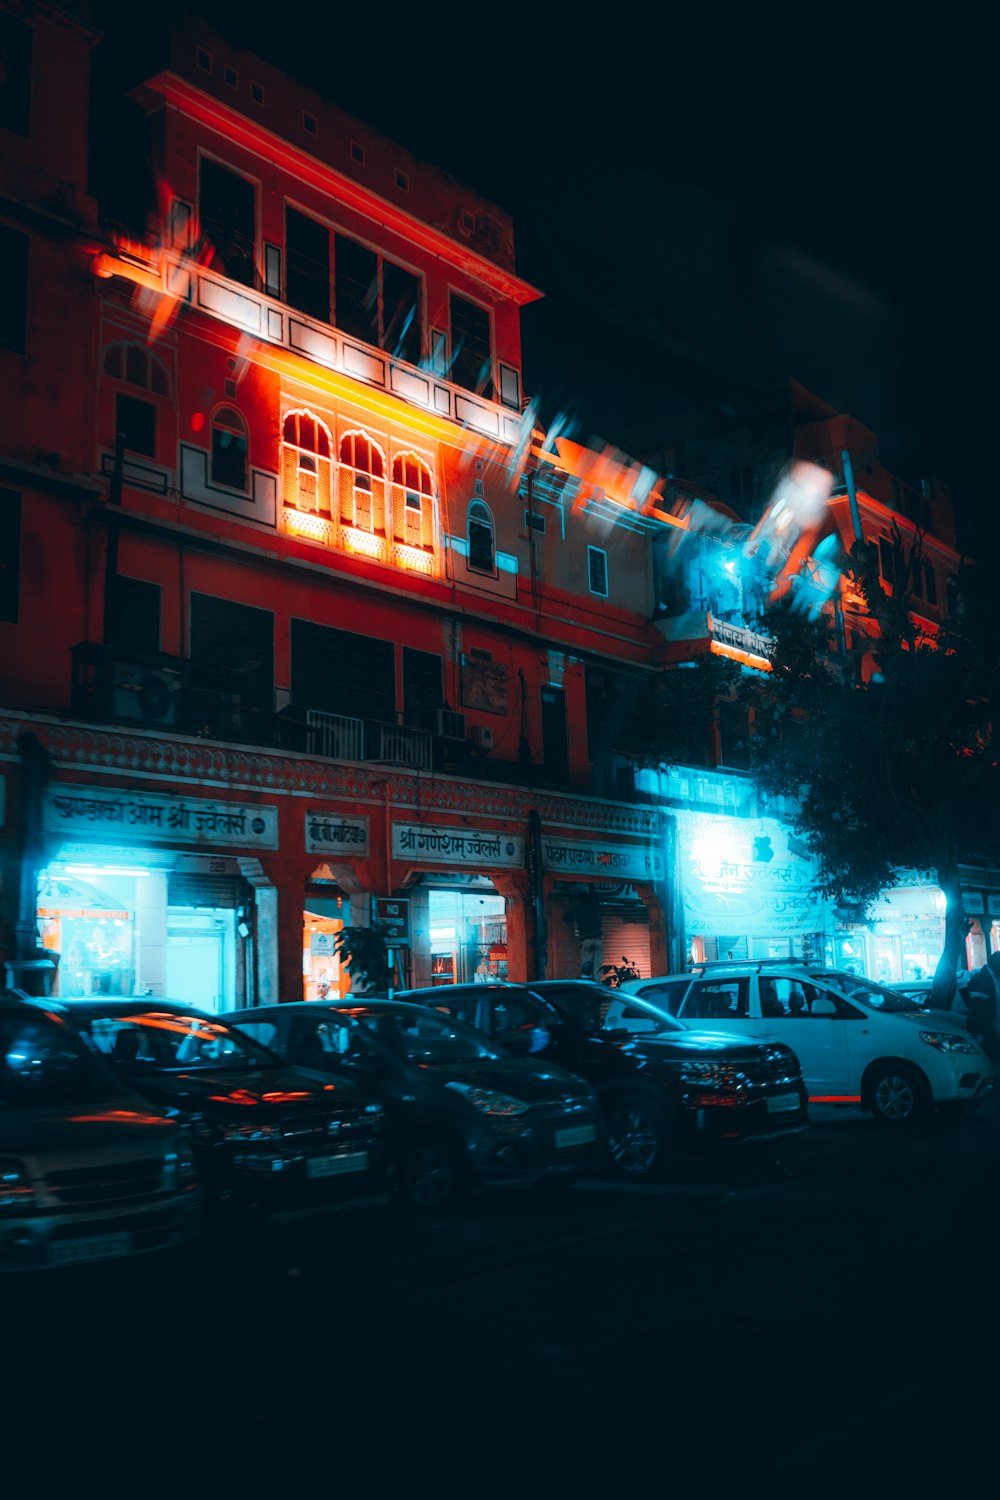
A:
<box><xmin>37</xmin><ymin>849</ymin><xmax>249</xmax><ymax>1012</ymax></box>
<box><xmin>425</xmin><ymin>881</ymin><xmax>508</xmax><ymax>986</ymax></box>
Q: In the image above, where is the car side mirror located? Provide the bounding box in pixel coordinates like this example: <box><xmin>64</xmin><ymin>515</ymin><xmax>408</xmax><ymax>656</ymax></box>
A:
<box><xmin>603</xmin><ymin>1027</ymin><xmax>630</xmax><ymax>1042</ymax></box>
<box><xmin>810</xmin><ymin>997</ymin><xmax>838</xmax><ymax>1016</ymax></box>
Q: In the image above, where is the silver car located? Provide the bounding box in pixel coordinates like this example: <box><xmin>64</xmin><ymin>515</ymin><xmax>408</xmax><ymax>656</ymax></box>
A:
<box><xmin>611</xmin><ymin>961</ymin><xmax>998</xmax><ymax>1126</ymax></box>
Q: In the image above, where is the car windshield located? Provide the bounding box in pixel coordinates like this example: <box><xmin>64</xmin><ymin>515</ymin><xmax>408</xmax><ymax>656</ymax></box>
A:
<box><xmin>599</xmin><ymin>994</ymin><xmax>687</xmax><ymax>1035</ymax></box>
<box><xmin>325</xmin><ymin>1004</ymin><xmax>504</xmax><ymax>1064</ymax></box>
<box><xmin>816</xmin><ymin>972</ymin><xmax>930</xmax><ymax>1013</ymax></box>
<box><xmin>1</xmin><ymin>1010</ymin><xmax>114</xmax><ymax>1107</ymax></box>
<box><xmin>80</xmin><ymin>1010</ymin><xmax>284</xmax><ymax>1070</ymax></box>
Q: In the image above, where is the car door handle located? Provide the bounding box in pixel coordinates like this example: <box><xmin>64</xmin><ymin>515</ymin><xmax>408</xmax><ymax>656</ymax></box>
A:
<box><xmin>757</xmin><ymin>1029</ymin><xmax>776</xmax><ymax>1037</ymax></box>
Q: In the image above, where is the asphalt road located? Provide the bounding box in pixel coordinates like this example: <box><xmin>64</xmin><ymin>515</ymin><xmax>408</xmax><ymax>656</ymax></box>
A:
<box><xmin>8</xmin><ymin>1101</ymin><xmax>1000</xmax><ymax>1488</ymax></box>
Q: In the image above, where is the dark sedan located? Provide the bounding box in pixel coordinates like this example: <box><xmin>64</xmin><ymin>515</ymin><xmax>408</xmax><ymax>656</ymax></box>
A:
<box><xmin>222</xmin><ymin>1000</ymin><xmax>602</xmax><ymax>1210</ymax></box>
<box><xmin>397</xmin><ymin>980</ymin><xmax>808</xmax><ymax>1181</ymax></box>
<box><xmin>54</xmin><ymin>999</ymin><xmax>389</xmax><ymax>1222</ymax></box>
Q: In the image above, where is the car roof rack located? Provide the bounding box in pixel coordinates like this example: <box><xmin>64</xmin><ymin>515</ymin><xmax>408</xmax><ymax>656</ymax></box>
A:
<box><xmin>690</xmin><ymin>958</ymin><xmax>814</xmax><ymax>972</ymax></box>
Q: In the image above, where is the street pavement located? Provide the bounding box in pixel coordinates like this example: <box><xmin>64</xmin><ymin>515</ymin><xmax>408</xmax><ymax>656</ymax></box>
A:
<box><xmin>6</xmin><ymin>1097</ymin><xmax>1000</xmax><ymax>1487</ymax></box>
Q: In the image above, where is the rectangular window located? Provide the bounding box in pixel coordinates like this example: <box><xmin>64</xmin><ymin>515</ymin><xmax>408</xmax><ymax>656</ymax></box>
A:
<box><xmin>286</xmin><ymin>207</ymin><xmax>330</xmax><ymax>322</ymax></box>
<box><xmin>878</xmin><ymin>536</ymin><xmax>896</xmax><ymax>585</ymax></box>
<box><xmin>588</xmin><ymin>546</ymin><xmax>608</xmax><ymax>596</ymax></box>
<box><xmin>524</xmin><ymin>509</ymin><xmax>546</xmax><ymax>533</ymax></box>
<box><xmin>108</xmin><ymin>577</ymin><xmax>160</xmax><ymax>652</ymax></box>
<box><xmin>382</xmin><ymin>259</ymin><xmax>421</xmax><ymax>364</ymax></box>
<box><xmin>449</xmin><ymin>293</ymin><xmax>494</xmax><ymax>399</ymax></box>
<box><xmin>334</xmin><ymin>233</ymin><xmax>378</xmax><ymax>347</ymax></box>
<box><xmin>0</xmin><ymin>488</ymin><xmax>22</xmax><ymax>623</ymax></box>
<box><xmin>115</xmin><ymin>394</ymin><xmax>156</xmax><ymax>458</ymax></box>
<box><xmin>402</xmin><ymin>647</ymin><xmax>443</xmax><ymax>727</ymax></box>
<box><xmin>0</xmin><ymin>12</ymin><xmax>32</xmax><ymax>136</ymax></box>
<box><xmin>264</xmin><ymin>243</ymin><xmax>281</xmax><ymax>299</ymax></box>
<box><xmin>291</xmin><ymin>619</ymin><xmax>395</xmax><ymax>725</ymax></box>
<box><xmin>0</xmin><ymin>224</ymin><xmax>29</xmax><ymax>353</ymax></box>
<box><xmin>199</xmin><ymin>158</ymin><xmax>257</xmax><ymax>288</ymax></box>
<box><xmin>334</xmin><ymin>234</ymin><xmax>421</xmax><ymax>362</ymax></box>
<box><xmin>190</xmin><ymin>593</ymin><xmax>275</xmax><ymax>731</ymax></box>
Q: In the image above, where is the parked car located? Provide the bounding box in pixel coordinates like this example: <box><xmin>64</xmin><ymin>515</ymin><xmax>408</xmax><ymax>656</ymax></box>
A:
<box><xmin>396</xmin><ymin>979</ymin><xmax>808</xmax><ymax>1181</ymax></box>
<box><xmin>54</xmin><ymin>998</ymin><xmax>388</xmax><ymax>1221</ymax></box>
<box><xmin>222</xmin><ymin>1000</ymin><xmax>602</xmax><ymax>1209</ymax></box>
<box><xmin>885</xmin><ymin>978</ymin><xmax>969</xmax><ymax>1013</ymax></box>
<box><xmin>1</xmin><ymin>989</ymin><xmax>201</xmax><ymax>1271</ymax></box>
<box><xmin>612</xmin><ymin>961</ymin><xmax>998</xmax><ymax>1125</ymax></box>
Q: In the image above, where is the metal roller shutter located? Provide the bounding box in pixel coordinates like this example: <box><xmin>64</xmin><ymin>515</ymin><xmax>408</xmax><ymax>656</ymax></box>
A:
<box><xmin>167</xmin><ymin>872</ymin><xmax>241</xmax><ymax>909</ymax></box>
<box><xmin>600</xmin><ymin>906</ymin><xmax>651</xmax><ymax>980</ymax></box>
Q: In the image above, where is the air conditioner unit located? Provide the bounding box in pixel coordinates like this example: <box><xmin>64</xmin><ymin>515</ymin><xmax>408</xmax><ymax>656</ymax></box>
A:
<box><xmin>110</xmin><ymin>662</ymin><xmax>181</xmax><ymax>725</ymax></box>
<box><xmin>470</xmin><ymin>724</ymin><xmax>494</xmax><ymax>751</ymax></box>
<box><xmin>434</xmin><ymin>709</ymin><xmax>466</xmax><ymax>740</ymax></box>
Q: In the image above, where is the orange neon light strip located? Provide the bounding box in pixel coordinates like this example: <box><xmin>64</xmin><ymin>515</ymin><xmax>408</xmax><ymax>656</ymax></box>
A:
<box><xmin>709</xmin><ymin>640</ymin><xmax>772</xmax><ymax>672</ymax></box>
<box><xmin>809</xmin><ymin>1095</ymin><xmax>862</xmax><ymax>1103</ymax></box>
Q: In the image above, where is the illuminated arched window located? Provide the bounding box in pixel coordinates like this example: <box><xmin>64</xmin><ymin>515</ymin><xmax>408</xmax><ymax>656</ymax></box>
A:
<box><xmin>467</xmin><ymin>499</ymin><xmax>494</xmax><ymax>573</ymax></box>
<box><xmin>282</xmin><ymin>409</ymin><xmax>333</xmax><ymax>514</ymax></box>
<box><xmin>391</xmin><ymin>452</ymin><xmax>435</xmax><ymax>548</ymax></box>
<box><xmin>338</xmin><ymin>431</ymin><xmax>385</xmax><ymax>533</ymax></box>
<box><xmin>211</xmin><ymin>405</ymin><xmax>248</xmax><ymax>491</ymax></box>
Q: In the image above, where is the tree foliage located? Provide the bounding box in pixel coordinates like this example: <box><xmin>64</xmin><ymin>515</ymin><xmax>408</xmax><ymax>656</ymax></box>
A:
<box><xmin>750</xmin><ymin>532</ymin><xmax>1000</xmax><ymax>1000</ymax></box>
<box><xmin>333</xmin><ymin>923</ymin><xmax>391</xmax><ymax>996</ymax></box>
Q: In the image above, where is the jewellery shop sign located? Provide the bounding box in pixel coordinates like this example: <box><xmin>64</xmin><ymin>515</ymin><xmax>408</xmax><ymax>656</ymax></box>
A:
<box><xmin>392</xmin><ymin>822</ymin><xmax>524</xmax><ymax>866</ymax></box>
<box><xmin>44</xmin><ymin>786</ymin><xmax>279</xmax><ymax>850</ymax></box>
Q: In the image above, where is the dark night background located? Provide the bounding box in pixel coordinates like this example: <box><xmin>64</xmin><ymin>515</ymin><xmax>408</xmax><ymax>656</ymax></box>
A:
<box><xmin>93</xmin><ymin>2</ymin><xmax>997</xmax><ymax>554</ymax></box>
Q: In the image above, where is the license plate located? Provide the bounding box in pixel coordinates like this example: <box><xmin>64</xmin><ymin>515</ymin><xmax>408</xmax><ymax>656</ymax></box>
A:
<box><xmin>49</xmin><ymin>1232</ymin><xmax>133</xmax><ymax>1266</ymax></box>
<box><xmin>307</xmin><ymin>1151</ymin><xmax>369</xmax><ymax>1178</ymax></box>
<box><xmin>767</xmin><ymin>1092</ymin><xmax>800</xmax><ymax>1114</ymax></box>
<box><xmin>554</xmin><ymin>1124</ymin><xmax>597</xmax><ymax>1149</ymax></box>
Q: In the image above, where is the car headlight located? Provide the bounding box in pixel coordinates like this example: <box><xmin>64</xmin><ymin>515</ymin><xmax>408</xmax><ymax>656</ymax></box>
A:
<box><xmin>0</xmin><ymin>1158</ymin><xmax>34</xmax><ymax>1212</ymax></box>
<box><xmin>445</xmin><ymin>1082</ymin><xmax>531</xmax><ymax>1116</ymax></box>
<box><xmin>220</xmin><ymin>1122</ymin><xmax>281</xmax><ymax>1142</ymax></box>
<box><xmin>919</xmin><ymin>1031</ymin><xmax>981</xmax><ymax>1055</ymax></box>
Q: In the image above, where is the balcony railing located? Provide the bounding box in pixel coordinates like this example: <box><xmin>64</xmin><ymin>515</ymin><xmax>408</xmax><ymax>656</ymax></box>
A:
<box><xmin>70</xmin><ymin>644</ymin><xmax>648</xmax><ymax>799</ymax></box>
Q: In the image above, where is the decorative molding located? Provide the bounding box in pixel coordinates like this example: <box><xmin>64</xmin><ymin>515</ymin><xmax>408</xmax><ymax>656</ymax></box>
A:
<box><xmin>0</xmin><ymin>712</ymin><xmax>664</xmax><ymax>840</ymax></box>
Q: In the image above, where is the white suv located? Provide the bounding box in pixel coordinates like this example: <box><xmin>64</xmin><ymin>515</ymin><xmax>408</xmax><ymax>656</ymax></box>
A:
<box><xmin>610</xmin><ymin>963</ymin><xmax>998</xmax><ymax>1126</ymax></box>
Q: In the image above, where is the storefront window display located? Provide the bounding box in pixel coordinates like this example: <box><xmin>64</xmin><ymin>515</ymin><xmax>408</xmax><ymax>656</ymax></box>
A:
<box><xmin>37</xmin><ymin>856</ymin><xmax>245</xmax><ymax>1011</ymax></box>
<box><xmin>38</xmin><ymin>871</ymin><xmax>137</xmax><ymax>997</ymax></box>
<box><xmin>428</xmin><ymin>887</ymin><xmax>507</xmax><ymax>985</ymax></box>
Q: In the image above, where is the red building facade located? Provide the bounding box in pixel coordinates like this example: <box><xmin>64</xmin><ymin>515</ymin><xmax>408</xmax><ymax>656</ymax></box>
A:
<box><xmin>1</xmin><ymin>5</ymin><xmax>674</xmax><ymax>1007</ymax></box>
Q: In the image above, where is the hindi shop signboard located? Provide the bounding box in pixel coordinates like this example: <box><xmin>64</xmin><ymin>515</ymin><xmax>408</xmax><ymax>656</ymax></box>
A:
<box><xmin>44</xmin><ymin>787</ymin><xmax>279</xmax><ymax>849</ymax></box>
<box><xmin>541</xmin><ymin>838</ymin><xmax>665</xmax><ymax>883</ymax></box>
<box><xmin>392</xmin><ymin>822</ymin><xmax>523</xmax><ymax>867</ymax></box>
<box><xmin>305</xmin><ymin>812</ymin><xmax>371</xmax><ymax>856</ymax></box>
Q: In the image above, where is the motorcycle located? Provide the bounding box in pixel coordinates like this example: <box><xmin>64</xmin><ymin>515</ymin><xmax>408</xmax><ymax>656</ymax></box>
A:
<box><xmin>600</xmin><ymin>956</ymin><xmax>640</xmax><ymax>988</ymax></box>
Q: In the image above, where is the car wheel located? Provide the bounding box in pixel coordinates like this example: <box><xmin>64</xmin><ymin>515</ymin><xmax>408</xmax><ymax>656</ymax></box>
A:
<box><xmin>397</xmin><ymin>1138</ymin><xmax>463</xmax><ymax>1210</ymax></box>
<box><xmin>869</xmin><ymin>1063</ymin><xmax>930</xmax><ymax>1126</ymax></box>
<box><xmin>604</xmin><ymin>1094</ymin><xmax>671</xmax><ymax>1180</ymax></box>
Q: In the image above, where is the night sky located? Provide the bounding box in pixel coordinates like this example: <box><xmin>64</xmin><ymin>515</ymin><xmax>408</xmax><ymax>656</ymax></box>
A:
<box><xmin>94</xmin><ymin>2</ymin><xmax>997</xmax><ymax>553</ymax></box>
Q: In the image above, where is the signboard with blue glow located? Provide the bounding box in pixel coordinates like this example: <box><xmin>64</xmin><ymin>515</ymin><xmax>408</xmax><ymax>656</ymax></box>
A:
<box><xmin>676</xmin><ymin>810</ymin><xmax>825</xmax><ymax>937</ymax></box>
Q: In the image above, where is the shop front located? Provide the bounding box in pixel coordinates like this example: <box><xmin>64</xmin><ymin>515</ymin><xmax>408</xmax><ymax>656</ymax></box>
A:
<box><xmin>390</xmin><ymin>820</ymin><xmax>525</xmax><ymax>988</ymax></box>
<box><xmin>37</xmin><ymin>784</ymin><xmax>280</xmax><ymax>1012</ymax></box>
<box><xmin>303</xmin><ymin>810</ymin><xmax>372</xmax><ymax>999</ymax></box>
<box><xmin>540</xmin><ymin>834</ymin><xmax>667</xmax><ymax>981</ymax></box>
<box><xmin>675</xmin><ymin>808</ymin><xmax>827</xmax><ymax>963</ymax></box>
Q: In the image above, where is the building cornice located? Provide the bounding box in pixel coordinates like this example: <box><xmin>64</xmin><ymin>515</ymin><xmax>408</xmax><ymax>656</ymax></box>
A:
<box><xmin>0</xmin><ymin>712</ymin><xmax>665</xmax><ymax>840</ymax></box>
